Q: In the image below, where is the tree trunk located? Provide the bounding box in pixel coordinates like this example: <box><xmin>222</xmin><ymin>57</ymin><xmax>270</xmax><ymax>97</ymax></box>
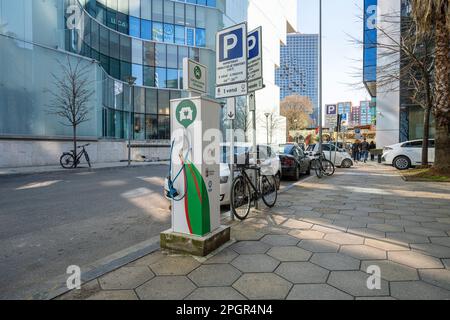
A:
<box><xmin>432</xmin><ymin>8</ymin><xmax>450</xmax><ymax>173</ymax></box>
<box><xmin>421</xmin><ymin>106</ymin><xmax>431</xmax><ymax>166</ymax></box>
<box><xmin>73</xmin><ymin>125</ymin><xmax>78</xmax><ymax>169</ymax></box>
<box><xmin>434</xmin><ymin>124</ymin><xmax>450</xmax><ymax>173</ymax></box>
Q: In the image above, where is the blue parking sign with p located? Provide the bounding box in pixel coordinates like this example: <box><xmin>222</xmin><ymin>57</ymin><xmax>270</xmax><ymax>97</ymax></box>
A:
<box><xmin>248</xmin><ymin>29</ymin><xmax>260</xmax><ymax>60</ymax></box>
<box><xmin>327</xmin><ymin>105</ymin><xmax>337</xmax><ymax>115</ymax></box>
<box><xmin>219</xmin><ymin>26</ymin><xmax>245</xmax><ymax>62</ymax></box>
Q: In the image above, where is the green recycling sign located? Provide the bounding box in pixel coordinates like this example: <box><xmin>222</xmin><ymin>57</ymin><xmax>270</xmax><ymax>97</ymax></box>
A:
<box><xmin>183</xmin><ymin>58</ymin><xmax>207</xmax><ymax>94</ymax></box>
<box><xmin>176</xmin><ymin>100</ymin><xmax>197</xmax><ymax>128</ymax></box>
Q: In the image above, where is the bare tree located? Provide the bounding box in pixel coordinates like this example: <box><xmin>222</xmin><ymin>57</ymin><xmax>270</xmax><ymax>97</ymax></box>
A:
<box><xmin>47</xmin><ymin>57</ymin><xmax>94</xmax><ymax>168</ymax></box>
<box><xmin>260</xmin><ymin>113</ymin><xmax>285</xmax><ymax>145</ymax></box>
<box><xmin>353</xmin><ymin>11</ymin><xmax>436</xmax><ymax>166</ymax></box>
<box><xmin>234</xmin><ymin>99</ymin><xmax>252</xmax><ymax>142</ymax></box>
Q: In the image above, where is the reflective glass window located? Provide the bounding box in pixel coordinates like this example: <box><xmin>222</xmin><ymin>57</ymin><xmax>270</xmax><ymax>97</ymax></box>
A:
<box><xmin>129</xmin><ymin>16</ymin><xmax>141</xmax><ymax>37</ymax></box>
<box><xmin>164</xmin><ymin>24</ymin><xmax>175</xmax><ymax>43</ymax></box>
<box><xmin>141</xmin><ymin>20</ymin><xmax>152</xmax><ymax>40</ymax></box>
<box><xmin>174</xmin><ymin>25</ymin><xmax>185</xmax><ymax>44</ymax></box>
<box><xmin>155</xmin><ymin>68</ymin><xmax>167</xmax><ymax>88</ymax></box>
<box><xmin>152</xmin><ymin>22</ymin><xmax>163</xmax><ymax>41</ymax></box>
<box><xmin>155</xmin><ymin>43</ymin><xmax>167</xmax><ymax>67</ymax></box>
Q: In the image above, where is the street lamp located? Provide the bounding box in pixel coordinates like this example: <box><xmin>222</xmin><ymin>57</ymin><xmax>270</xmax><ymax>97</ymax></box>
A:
<box><xmin>264</xmin><ymin>113</ymin><xmax>271</xmax><ymax>145</ymax></box>
<box><xmin>318</xmin><ymin>0</ymin><xmax>323</xmax><ymax>155</ymax></box>
<box><xmin>125</xmin><ymin>76</ymin><xmax>137</xmax><ymax>167</ymax></box>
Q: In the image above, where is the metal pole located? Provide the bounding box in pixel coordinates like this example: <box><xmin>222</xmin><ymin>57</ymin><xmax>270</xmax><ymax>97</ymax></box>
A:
<box><xmin>128</xmin><ymin>85</ymin><xmax>133</xmax><ymax>166</ymax></box>
<box><xmin>318</xmin><ymin>0</ymin><xmax>323</xmax><ymax>155</ymax></box>
<box><xmin>229</xmin><ymin>98</ymin><xmax>235</xmax><ymax>221</ymax></box>
<box><xmin>126</xmin><ymin>77</ymin><xmax>136</xmax><ymax>167</ymax></box>
<box><xmin>252</xmin><ymin>97</ymin><xmax>258</xmax><ymax>210</ymax></box>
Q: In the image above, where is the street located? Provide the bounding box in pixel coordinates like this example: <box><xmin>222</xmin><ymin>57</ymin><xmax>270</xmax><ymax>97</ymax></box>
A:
<box><xmin>0</xmin><ymin>165</ymin><xmax>301</xmax><ymax>299</ymax></box>
<box><xmin>0</xmin><ymin>165</ymin><xmax>171</xmax><ymax>299</ymax></box>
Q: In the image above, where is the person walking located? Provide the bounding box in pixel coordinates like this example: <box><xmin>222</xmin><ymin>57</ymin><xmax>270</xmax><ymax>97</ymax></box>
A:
<box><xmin>369</xmin><ymin>141</ymin><xmax>376</xmax><ymax>161</ymax></box>
<box><xmin>361</xmin><ymin>138</ymin><xmax>370</xmax><ymax>163</ymax></box>
<box><xmin>352</xmin><ymin>141</ymin><xmax>361</xmax><ymax>163</ymax></box>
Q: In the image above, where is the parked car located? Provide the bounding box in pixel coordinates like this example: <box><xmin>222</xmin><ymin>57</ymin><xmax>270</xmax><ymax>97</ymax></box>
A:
<box><xmin>278</xmin><ymin>144</ymin><xmax>311</xmax><ymax>180</ymax></box>
<box><xmin>220</xmin><ymin>143</ymin><xmax>281</xmax><ymax>206</ymax></box>
<box><xmin>164</xmin><ymin>143</ymin><xmax>281</xmax><ymax>206</ymax></box>
<box><xmin>382</xmin><ymin>139</ymin><xmax>435</xmax><ymax>170</ymax></box>
<box><xmin>305</xmin><ymin>143</ymin><xmax>354</xmax><ymax>168</ymax></box>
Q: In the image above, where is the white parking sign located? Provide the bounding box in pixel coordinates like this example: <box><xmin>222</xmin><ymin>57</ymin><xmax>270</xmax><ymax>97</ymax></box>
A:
<box><xmin>216</xmin><ymin>23</ymin><xmax>248</xmax><ymax>98</ymax></box>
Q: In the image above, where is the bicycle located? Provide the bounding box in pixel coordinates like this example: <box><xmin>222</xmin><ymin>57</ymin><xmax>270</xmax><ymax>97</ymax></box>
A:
<box><xmin>60</xmin><ymin>144</ymin><xmax>92</xmax><ymax>169</ymax></box>
<box><xmin>230</xmin><ymin>164</ymin><xmax>278</xmax><ymax>221</ymax></box>
<box><xmin>310</xmin><ymin>152</ymin><xmax>335</xmax><ymax>179</ymax></box>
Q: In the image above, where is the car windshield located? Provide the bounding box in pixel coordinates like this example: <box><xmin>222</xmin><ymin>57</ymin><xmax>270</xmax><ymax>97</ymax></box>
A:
<box><xmin>278</xmin><ymin>145</ymin><xmax>293</xmax><ymax>154</ymax></box>
<box><xmin>221</xmin><ymin>146</ymin><xmax>249</xmax><ymax>164</ymax></box>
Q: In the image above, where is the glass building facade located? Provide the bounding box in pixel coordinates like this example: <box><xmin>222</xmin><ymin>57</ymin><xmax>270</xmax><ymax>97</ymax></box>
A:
<box><xmin>0</xmin><ymin>0</ymin><xmax>226</xmax><ymax>142</ymax></box>
<box><xmin>363</xmin><ymin>0</ymin><xmax>377</xmax><ymax>98</ymax></box>
<box><xmin>275</xmin><ymin>33</ymin><xmax>319</xmax><ymax>124</ymax></box>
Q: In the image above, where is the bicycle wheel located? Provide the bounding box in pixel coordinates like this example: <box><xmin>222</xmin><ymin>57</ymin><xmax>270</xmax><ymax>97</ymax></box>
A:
<box><xmin>85</xmin><ymin>152</ymin><xmax>92</xmax><ymax>168</ymax></box>
<box><xmin>322</xmin><ymin>159</ymin><xmax>335</xmax><ymax>177</ymax></box>
<box><xmin>261</xmin><ymin>175</ymin><xmax>278</xmax><ymax>208</ymax></box>
<box><xmin>312</xmin><ymin>159</ymin><xmax>323</xmax><ymax>179</ymax></box>
<box><xmin>60</xmin><ymin>154</ymin><xmax>75</xmax><ymax>169</ymax></box>
<box><xmin>230</xmin><ymin>175</ymin><xmax>252</xmax><ymax>220</ymax></box>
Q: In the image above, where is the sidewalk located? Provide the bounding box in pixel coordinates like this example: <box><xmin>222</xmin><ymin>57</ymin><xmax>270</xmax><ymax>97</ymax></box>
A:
<box><xmin>0</xmin><ymin>161</ymin><xmax>169</xmax><ymax>177</ymax></box>
<box><xmin>57</xmin><ymin>164</ymin><xmax>450</xmax><ymax>300</ymax></box>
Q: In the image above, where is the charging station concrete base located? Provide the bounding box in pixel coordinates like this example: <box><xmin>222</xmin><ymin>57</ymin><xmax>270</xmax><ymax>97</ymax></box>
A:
<box><xmin>160</xmin><ymin>225</ymin><xmax>231</xmax><ymax>257</ymax></box>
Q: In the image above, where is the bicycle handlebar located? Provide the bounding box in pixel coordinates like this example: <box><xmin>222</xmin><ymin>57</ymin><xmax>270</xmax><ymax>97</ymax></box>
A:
<box><xmin>78</xmin><ymin>144</ymin><xmax>90</xmax><ymax>149</ymax></box>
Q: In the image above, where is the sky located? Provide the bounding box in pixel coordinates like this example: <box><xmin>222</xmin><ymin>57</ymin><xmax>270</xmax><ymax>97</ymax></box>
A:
<box><xmin>297</xmin><ymin>0</ymin><xmax>371</xmax><ymax>107</ymax></box>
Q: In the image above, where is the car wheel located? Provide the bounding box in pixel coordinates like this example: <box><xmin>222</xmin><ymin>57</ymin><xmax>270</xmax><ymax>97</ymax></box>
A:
<box><xmin>276</xmin><ymin>172</ymin><xmax>282</xmax><ymax>190</ymax></box>
<box><xmin>394</xmin><ymin>156</ymin><xmax>411</xmax><ymax>170</ymax></box>
<box><xmin>341</xmin><ymin>159</ymin><xmax>353</xmax><ymax>169</ymax></box>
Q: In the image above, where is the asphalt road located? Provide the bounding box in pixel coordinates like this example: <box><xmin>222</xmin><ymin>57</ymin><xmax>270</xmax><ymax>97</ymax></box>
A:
<box><xmin>0</xmin><ymin>165</ymin><xmax>171</xmax><ymax>300</ymax></box>
<box><xmin>0</xmin><ymin>165</ymin><xmax>306</xmax><ymax>299</ymax></box>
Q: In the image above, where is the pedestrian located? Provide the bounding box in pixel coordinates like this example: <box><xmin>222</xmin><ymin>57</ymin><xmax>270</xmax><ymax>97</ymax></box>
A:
<box><xmin>361</xmin><ymin>138</ymin><xmax>370</xmax><ymax>163</ymax></box>
<box><xmin>352</xmin><ymin>141</ymin><xmax>361</xmax><ymax>162</ymax></box>
<box><xmin>369</xmin><ymin>141</ymin><xmax>376</xmax><ymax>161</ymax></box>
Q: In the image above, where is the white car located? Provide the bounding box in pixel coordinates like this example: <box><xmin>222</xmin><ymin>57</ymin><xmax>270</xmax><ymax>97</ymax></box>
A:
<box><xmin>382</xmin><ymin>139</ymin><xmax>435</xmax><ymax>170</ymax></box>
<box><xmin>220</xmin><ymin>143</ymin><xmax>282</xmax><ymax>206</ymax></box>
<box><xmin>305</xmin><ymin>143</ymin><xmax>354</xmax><ymax>168</ymax></box>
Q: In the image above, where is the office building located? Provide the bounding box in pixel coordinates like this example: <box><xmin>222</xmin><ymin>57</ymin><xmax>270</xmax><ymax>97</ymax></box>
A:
<box><xmin>275</xmin><ymin>33</ymin><xmax>319</xmax><ymax>124</ymax></box>
<box><xmin>0</xmin><ymin>0</ymin><xmax>297</xmax><ymax>167</ymax></box>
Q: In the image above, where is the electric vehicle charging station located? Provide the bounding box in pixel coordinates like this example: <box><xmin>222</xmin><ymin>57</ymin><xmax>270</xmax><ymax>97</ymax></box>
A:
<box><xmin>161</xmin><ymin>60</ymin><xmax>231</xmax><ymax>257</ymax></box>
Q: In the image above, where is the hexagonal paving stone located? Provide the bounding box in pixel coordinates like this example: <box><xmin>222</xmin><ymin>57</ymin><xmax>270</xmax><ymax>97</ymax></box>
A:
<box><xmin>419</xmin><ymin>269</ymin><xmax>450</xmax><ymax>291</ymax></box>
<box><xmin>340</xmin><ymin>245</ymin><xmax>387</xmax><ymax>260</ymax></box>
<box><xmin>312</xmin><ymin>225</ymin><xmax>346</xmax><ymax>234</ymax></box>
<box><xmin>405</xmin><ymin>227</ymin><xmax>447</xmax><ymax>237</ymax></box>
<box><xmin>231</xmin><ymin>228</ymin><xmax>265</xmax><ymax>241</ymax></box>
<box><xmin>188</xmin><ymin>264</ymin><xmax>241</xmax><ymax>287</ymax></box>
<box><xmin>347</xmin><ymin>228</ymin><xmax>386</xmax><ymax>240</ymax></box>
<box><xmin>99</xmin><ymin>266</ymin><xmax>155</xmax><ymax>290</ymax></box>
<box><xmin>386</xmin><ymin>232</ymin><xmax>430</xmax><ymax>245</ymax></box>
<box><xmin>360</xmin><ymin>260</ymin><xmax>419</xmax><ymax>281</ymax></box>
<box><xmin>287</xmin><ymin>284</ymin><xmax>353</xmax><ymax>300</ymax></box>
<box><xmin>327</xmin><ymin>271</ymin><xmax>389</xmax><ymax>297</ymax></box>
<box><xmin>298</xmin><ymin>239</ymin><xmax>340</xmax><ymax>253</ymax></box>
<box><xmin>87</xmin><ymin>290</ymin><xmax>138</xmax><ymax>300</ymax></box>
<box><xmin>185</xmin><ymin>287</ymin><xmax>247</xmax><ymax>300</ymax></box>
<box><xmin>261</xmin><ymin>235</ymin><xmax>300</xmax><ymax>246</ymax></box>
<box><xmin>388</xmin><ymin>251</ymin><xmax>444</xmax><ymax>269</ymax></box>
<box><xmin>367</xmin><ymin>224</ymin><xmax>404</xmax><ymax>233</ymax></box>
<box><xmin>364</xmin><ymin>238</ymin><xmax>409</xmax><ymax>251</ymax></box>
<box><xmin>324</xmin><ymin>233</ymin><xmax>364</xmax><ymax>245</ymax></box>
<box><xmin>410</xmin><ymin>243</ymin><xmax>450</xmax><ymax>259</ymax></box>
<box><xmin>136</xmin><ymin>276</ymin><xmax>196</xmax><ymax>300</ymax></box>
<box><xmin>267</xmin><ymin>246</ymin><xmax>312</xmax><ymax>262</ymax></box>
<box><xmin>204</xmin><ymin>249</ymin><xmax>238</xmax><ymax>264</ymax></box>
<box><xmin>231</xmin><ymin>254</ymin><xmax>280</xmax><ymax>273</ymax></box>
<box><xmin>129</xmin><ymin>251</ymin><xmax>166</xmax><ymax>267</ymax></box>
<box><xmin>430</xmin><ymin>237</ymin><xmax>450</xmax><ymax>248</ymax></box>
<box><xmin>390</xmin><ymin>281</ymin><xmax>450</xmax><ymax>300</ymax></box>
<box><xmin>230</xmin><ymin>241</ymin><xmax>271</xmax><ymax>255</ymax></box>
<box><xmin>233</xmin><ymin>273</ymin><xmax>292</xmax><ymax>300</ymax></box>
<box><xmin>150</xmin><ymin>256</ymin><xmax>200</xmax><ymax>276</ymax></box>
<box><xmin>275</xmin><ymin>262</ymin><xmax>329</xmax><ymax>284</ymax></box>
<box><xmin>289</xmin><ymin>230</ymin><xmax>325</xmax><ymax>240</ymax></box>
<box><xmin>282</xmin><ymin>219</ymin><xmax>313</xmax><ymax>230</ymax></box>
<box><xmin>310</xmin><ymin>253</ymin><xmax>360</xmax><ymax>271</ymax></box>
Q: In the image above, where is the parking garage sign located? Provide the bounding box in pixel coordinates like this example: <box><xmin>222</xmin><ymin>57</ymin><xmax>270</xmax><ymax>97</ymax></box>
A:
<box><xmin>216</xmin><ymin>23</ymin><xmax>248</xmax><ymax>98</ymax></box>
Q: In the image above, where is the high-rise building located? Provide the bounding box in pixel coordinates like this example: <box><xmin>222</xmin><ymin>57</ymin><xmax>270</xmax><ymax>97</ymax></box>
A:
<box><xmin>337</xmin><ymin>102</ymin><xmax>352</xmax><ymax>117</ymax></box>
<box><xmin>359</xmin><ymin>100</ymin><xmax>371</xmax><ymax>126</ymax></box>
<box><xmin>363</xmin><ymin>0</ymin><xmax>433</xmax><ymax>148</ymax></box>
<box><xmin>0</xmin><ymin>0</ymin><xmax>297</xmax><ymax>167</ymax></box>
<box><xmin>351</xmin><ymin>106</ymin><xmax>361</xmax><ymax>127</ymax></box>
<box><xmin>275</xmin><ymin>33</ymin><xmax>319</xmax><ymax>124</ymax></box>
